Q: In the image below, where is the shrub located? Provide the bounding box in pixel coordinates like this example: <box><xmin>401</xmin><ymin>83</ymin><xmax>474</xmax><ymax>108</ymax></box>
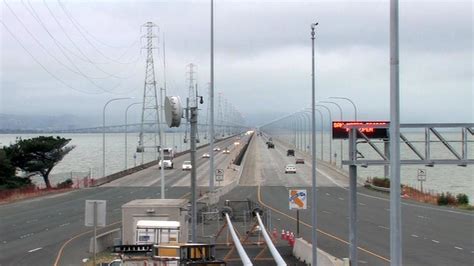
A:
<box><xmin>56</xmin><ymin>178</ymin><xmax>73</xmax><ymax>189</ymax></box>
<box><xmin>456</xmin><ymin>193</ymin><xmax>469</xmax><ymax>205</ymax></box>
<box><xmin>372</xmin><ymin>177</ymin><xmax>390</xmax><ymax>188</ymax></box>
<box><xmin>437</xmin><ymin>192</ymin><xmax>457</xmax><ymax>206</ymax></box>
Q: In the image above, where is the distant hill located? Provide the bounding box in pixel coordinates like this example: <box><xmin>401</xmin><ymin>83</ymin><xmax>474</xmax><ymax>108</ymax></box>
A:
<box><xmin>0</xmin><ymin>113</ymin><xmax>93</xmax><ymax>132</ymax></box>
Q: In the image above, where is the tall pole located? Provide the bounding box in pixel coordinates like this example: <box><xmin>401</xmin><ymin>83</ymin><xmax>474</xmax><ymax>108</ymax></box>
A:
<box><xmin>209</xmin><ymin>0</ymin><xmax>215</xmax><ymax>192</ymax></box>
<box><xmin>190</xmin><ymin>106</ymin><xmax>198</xmax><ymax>243</ymax></box>
<box><xmin>310</xmin><ymin>22</ymin><xmax>318</xmax><ymax>266</ymax></box>
<box><xmin>389</xmin><ymin>0</ymin><xmax>402</xmax><ymax>265</ymax></box>
<box><xmin>103</xmin><ymin>97</ymin><xmax>131</xmax><ymax>177</ymax></box>
<box><xmin>320</xmin><ymin>100</ymin><xmax>344</xmax><ymax>168</ymax></box>
<box><xmin>348</xmin><ymin>128</ymin><xmax>358</xmax><ymax>265</ymax></box>
<box><xmin>125</xmin><ymin>102</ymin><xmax>141</xmax><ymax>170</ymax></box>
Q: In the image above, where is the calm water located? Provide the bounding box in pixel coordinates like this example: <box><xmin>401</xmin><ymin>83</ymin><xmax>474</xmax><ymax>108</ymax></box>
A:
<box><xmin>1</xmin><ymin>131</ymin><xmax>473</xmax><ymax>201</ymax></box>
<box><xmin>0</xmin><ymin>131</ymin><xmax>222</xmax><ymax>186</ymax></box>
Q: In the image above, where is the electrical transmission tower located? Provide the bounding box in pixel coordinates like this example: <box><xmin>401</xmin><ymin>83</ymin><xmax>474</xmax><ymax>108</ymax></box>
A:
<box><xmin>184</xmin><ymin>63</ymin><xmax>200</xmax><ymax>143</ymax></box>
<box><xmin>137</xmin><ymin>22</ymin><xmax>160</xmax><ymax>159</ymax></box>
<box><xmin>204</xmin><ymin>83</ymin><xmax>210</xmax><ymax>139</ymax></box>
<box><xmin>217</xmin><ymin>92</ymin><xmax>224</xmax><ymax>137</ymax></box>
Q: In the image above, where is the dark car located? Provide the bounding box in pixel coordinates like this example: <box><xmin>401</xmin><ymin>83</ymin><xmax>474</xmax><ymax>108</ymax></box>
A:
<box><xmin>287</xmin><ymin>149</ymin><xmax>295</xmax><ymax>156</ymax></box>
<box><xmin>267</xmin><ymin>142</ymin><xmax>275</xmax><ymax>149</ymax></box>
<box><xmin>296</xmin><ymin>158</ymin><xmax>305</xmax><ymax>164</ymax></box>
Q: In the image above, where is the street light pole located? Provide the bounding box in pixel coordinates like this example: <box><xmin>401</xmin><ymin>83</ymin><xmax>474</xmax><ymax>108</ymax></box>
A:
<box><xmin>103</xmin><ymin>97</ymin><xmax>132</xmax><ymax>177</ymax></box>
<box><xmin>209</xmin><ymin>0</ymin><xmax>215</xmax><ymax>193</ymax></box>
<box><xmin>315</xmin><ymin>104</ymin><xmax>332</xmax><ymax>164</ymax></box>
<box><xmin>389</xmin><ymin>0</ymin><xmax>402</xmax><ymax>265</ymax></box>
<box><xmin>329</xmin><ymin>96</ymin><xmax>358</xmax><ymax>121</ymax></box>
<box><xmin>320</xmin><ymin>100</ymin><xmax>344</xmax><ymax>168</ymax></box>
<box><xmin>310</xmin><ymin>22</ymin><xmax>318</xmax><ymax>266</ymax></box>
<box><xmin>125</xmin><ymin>102</ymin><xmax>142</xmax><ymax>170</ymax></box>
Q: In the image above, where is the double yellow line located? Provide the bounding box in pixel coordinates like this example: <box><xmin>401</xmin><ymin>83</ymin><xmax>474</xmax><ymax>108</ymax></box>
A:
<box><xmin>257</xmin><ymin>185</ymin><xmax>390</xmax><ymax>263</ymax></box>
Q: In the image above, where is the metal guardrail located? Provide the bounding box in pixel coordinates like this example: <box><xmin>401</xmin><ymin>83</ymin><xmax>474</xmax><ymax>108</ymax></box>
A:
<box><xmin>224</xmin><ymin>213</ymin><xmax>253</xmax><ymax>266</ymax></box>
<box><xmin>254</xmin><ymin>211</ymin><xmax>287</xmax><ymax>266</ymax></box>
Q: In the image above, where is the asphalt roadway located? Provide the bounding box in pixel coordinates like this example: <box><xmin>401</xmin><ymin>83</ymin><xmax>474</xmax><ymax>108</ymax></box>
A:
<box><xmin>234</xmin><ymin>134</ymin><xmax>473</xmax><ymax>265</ymax></box>
<box><xmin>0</xmin><ymin>136</ymin><xmax>243</xmax><ymax>266</ymax></box>
<box><xmin>1</xmin><ymin>133</ymin><xmax>473</xmax><ymax>266</ymax></box>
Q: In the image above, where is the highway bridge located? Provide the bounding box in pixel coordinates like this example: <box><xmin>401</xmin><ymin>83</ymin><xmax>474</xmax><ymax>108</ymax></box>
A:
<box><xmin>0</xmin><ymin>131</ymin><xmax>472</xmax><ymax>266</ymax></box>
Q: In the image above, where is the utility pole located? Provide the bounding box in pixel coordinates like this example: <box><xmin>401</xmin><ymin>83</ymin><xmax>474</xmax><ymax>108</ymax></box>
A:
<box><xmin>138</xmin><ymin>22</ymin><xmax>165</xmax><ymax>198</ymax></box>
<box><xmin>209</xmin><ymin>0</ymin><xmax>215</xmax><ymax>194</ymax></box>
<box><xmin>389</xmin><ymin>0</ymin><xmax>402</xmax><ymax>265</ymax></box>
<box><xmin>217</xmin><ymin>92</ymin><xmax>223</xmax><ymax>137</ymax></box>
<box><xmin>310</xmin><ymin>22</ymin><xmax>319</xmax><ymax>266</ymax></box>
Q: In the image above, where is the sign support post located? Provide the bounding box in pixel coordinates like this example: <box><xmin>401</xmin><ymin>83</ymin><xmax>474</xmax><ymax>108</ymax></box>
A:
<box><xmin>349</xmin><ymin>128</ymin><xmax>358</xmax><ymax>266</ymax></box>
<box><xmin>296</xmin><ymin>209</ymin><xmax>300</xmax><ymax>238</ymax></box>
<box><xmin>93</xmin><ymin>201</ymin><xmax>97</xmax><ymax>266</ymax></box>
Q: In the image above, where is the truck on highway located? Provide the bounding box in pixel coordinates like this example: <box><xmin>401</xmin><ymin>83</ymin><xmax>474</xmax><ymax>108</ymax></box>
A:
<box><xmin>158</xmin><ymin>147</ymin><xmax>174</xmax><ymax>169</ymax></box>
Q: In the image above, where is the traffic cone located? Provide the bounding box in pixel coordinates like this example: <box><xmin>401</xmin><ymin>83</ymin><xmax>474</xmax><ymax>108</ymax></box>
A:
<box><xmin>281</xmin><ymin>229</ymin><xmax>286</xmax><ymax>240</ymax></box>
<box><xmin>272</xmin><ymin>228</ymin><xmax>278</xmax><ymax>239</ymax></box>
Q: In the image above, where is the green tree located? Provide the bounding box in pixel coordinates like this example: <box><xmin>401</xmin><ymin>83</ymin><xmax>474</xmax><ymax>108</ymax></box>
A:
<box><xmin>5</xmin><ymin>136</ymin><xmax>75</xmax><ymax>188</ymax></box>
<box><xmin>0</xmin><ymin>148</ymin><xmax>32</xmax><ymax>189</ymax></box>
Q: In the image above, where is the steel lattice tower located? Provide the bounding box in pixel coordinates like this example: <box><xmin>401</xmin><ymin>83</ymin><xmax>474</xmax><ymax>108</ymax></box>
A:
<box><xmin>217</xmin><ymin>92</ymin><xmax>223</xmax><ymax>137</ymax></box>
<box><xmin>137</xmin><ymin>22</ymin><xmax>160</xmax><ymax>156</ymax></box>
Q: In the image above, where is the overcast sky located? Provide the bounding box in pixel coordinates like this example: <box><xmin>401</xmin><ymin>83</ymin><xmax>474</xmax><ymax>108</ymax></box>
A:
<box><xmin>1</xmin><ymin>0</ymin><xmax>472</xmax><ymax>127</ymax></box>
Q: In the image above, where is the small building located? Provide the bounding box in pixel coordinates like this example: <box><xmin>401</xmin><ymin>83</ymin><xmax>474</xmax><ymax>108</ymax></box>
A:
<box><xmin>122</xmin><ymin>199</ymin><xmax>189</xmax><ymax>245</ymax></box>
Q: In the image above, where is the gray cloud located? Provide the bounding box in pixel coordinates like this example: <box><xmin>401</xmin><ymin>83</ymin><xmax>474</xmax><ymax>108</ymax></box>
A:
<box><xmin>1</xmin><ymin>0</ymin><xmax>472</xmax><ymax>127</ymax></box>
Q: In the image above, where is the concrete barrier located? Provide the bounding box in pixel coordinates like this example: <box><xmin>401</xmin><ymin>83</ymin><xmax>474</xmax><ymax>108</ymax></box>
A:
<box><xmin>93</xmin><ymin>135</ymin><xmax>238</xmax><ymax>187</ymax></box>
<box><xmin>89</xmin><ymin>228</ymin><xmax>121</xmax><ymax>253</ymax></box>
<box><xmin>293</xmin><ymin>238</ymin><xmax>346</xmax><ymax>266</ymax></box>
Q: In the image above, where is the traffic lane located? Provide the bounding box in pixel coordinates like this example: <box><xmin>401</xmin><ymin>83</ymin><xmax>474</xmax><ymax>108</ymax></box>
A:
<box><xmin>0</xmin><ymin>187</ymin><xmax>190</xmax><ymax>266</ymax></box>
<box><xmin>162</xmin><ymin>135</ymin><xmax>247</xmax><ymax>186</ymax></box>
<box><xmin>257</xmin><ymin>186</ymin><xmax>389</xmax><ymax>265</ymax></box>
<box><xmin>269</xmin><ymin>136</ymin><xmax>474</xmax><ymax>263</ymax></box>
<box><xmin>103</xmin><ymin>136</ymin><xmax>239</xmax><ymax>187</ymax></box>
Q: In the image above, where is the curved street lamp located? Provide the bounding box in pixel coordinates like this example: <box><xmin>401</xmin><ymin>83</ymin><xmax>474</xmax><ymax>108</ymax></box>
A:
<box><xmin>124</xmin><ymin>102</ymin><xmax>142</xmax><ymax>170</ymax></box>
<box><xmin>315</xmin><ymin>104</ymin><xmax>333</xmax><ymax>164</ymax></box>
<box><xmin>103</xmin><ymin>97</ymin><xmax>133</xmax><ymax>177</ymax></box>
<box><xmin>320</xmin><ymin>100</ymin><xmax>344</xmax><ymax>168</ymax></box>
<box><xmin>329</xmin><ymin>96</ymin><xmax>358</xmax><ymax>121</ymax></box>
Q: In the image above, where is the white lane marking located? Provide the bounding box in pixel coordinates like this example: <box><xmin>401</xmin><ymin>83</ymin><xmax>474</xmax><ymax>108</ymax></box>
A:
<box><xmin>432</xmin><ymin>240</ymin><xmax>440</xmax><ymax>244</ymax></box>
<box><xmin>378</xmin><ymin>225</ymin><xmax>389</xmax><ymax>230</ymax></box>
<box><xmin>411</xmin><ymin>234</ymin><xmax>419</xmax><ymax>238</ymax></box>
<box><xmin>454</xmin><ymin>246</ymin><xmax>463</xmax><ymax>250</ymax></box>
<box><xmin>118</xmin><ymin>195</ymin><xmax>123</xmax><ymax>198</ymax></box>
<box><xmin>26</xmin><ymin>219</ymin><xmax>38</xmax><ymax>224</ymax></box>
<box><xmin>322</xmin><ymin>210</ymin><xmax>331</xmax><ymax>214</ymax></box>
<box><xmin>315</xmin><ymin>167</ymin><xmax>474</xmax><ymax>216</ymax></box>
<box><xmin>338</xmin><ymin>197</ymin><xmax>344</xmax><ymax>201</ymax></box>
<box><xmin>359</xmin><ymin>203</ymin><xmax>366</xmax><ymax>206</ymax></box>
<box><xmin>325</xmin><ymin>193</ymin><xmax>331</xmax><ymax>196</ymax></box>
<box><xmin>20</xmin><ymin>233</ymin><xmax>34</xmax><ymax>239</ymax></box>
<box><xmin>417</xmin><ymin>215</ymin><xmax>428</xmax><ymax>219</ymax></box>
<box><xmin>28</xmin><ymin>247</ymin><xmax>42</xmax><ymax>253</ymax></box>
<box><xmin>59</xmin><ymin>222</ymin><xmax>70</xmax><ymax>227</ymax></box>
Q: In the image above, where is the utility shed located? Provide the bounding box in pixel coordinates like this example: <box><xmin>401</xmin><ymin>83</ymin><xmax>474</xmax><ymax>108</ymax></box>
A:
<box><xmin>121</xmin><ymin>199</ymin><xmax>188</xmax><ymax>245</ymax></box>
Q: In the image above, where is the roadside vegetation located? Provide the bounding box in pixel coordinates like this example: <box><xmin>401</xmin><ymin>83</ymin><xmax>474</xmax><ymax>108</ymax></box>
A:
<box><xmin>0</xmin><ymin>136</ymin><xmax>75</xmax><ymax>192</ymax></box>
<box><xmin>366</xmin><ymin>176</ymin><xmax>472</xmax><ymax>210</ymax></box>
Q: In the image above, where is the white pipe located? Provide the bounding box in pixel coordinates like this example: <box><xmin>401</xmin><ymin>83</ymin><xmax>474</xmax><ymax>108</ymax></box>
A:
<box><xmin>255</xmin><ymin>212</ymin><xmax>287</xmax><ymax>266</ymax></box>
<box><xmin>225</xmin><ymin>213</ymin><xmax>253</xmax><ymax>266</ymax></box>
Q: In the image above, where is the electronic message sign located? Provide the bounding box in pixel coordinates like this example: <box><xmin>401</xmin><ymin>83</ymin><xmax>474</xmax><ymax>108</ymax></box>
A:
<box><xmin>332</xmin><ymin>121</ymin><xmax>390</xmax><ymax>139</ymax></box>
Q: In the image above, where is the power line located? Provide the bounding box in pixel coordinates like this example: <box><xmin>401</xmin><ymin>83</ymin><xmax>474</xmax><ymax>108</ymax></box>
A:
<box><xmin>0</xmin><ymin>18</ymin><xmax>102</xmax><ymax>95</ymax></box>
<box><xmin>13</xmin><ymin>0</ymin><xmax>129</xmax><ymax>94</ymax></box>
<box><xmin>57</xmin><ymin>0</ymin><xmax>142</xmax><ymax>65</ymax></box>
<box><xmin>41</xmin><ymin>0</ymin><xmax>139</xmax><ymax>79</ymax></box>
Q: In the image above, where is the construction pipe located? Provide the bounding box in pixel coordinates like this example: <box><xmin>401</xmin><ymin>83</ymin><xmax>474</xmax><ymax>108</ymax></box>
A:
<box><xmin>224</xmin><ymin>213</ymin><xmax>253</xmax><ymax>266</ymax></box>
<box><xmin>254</xmin><ymin>210</ymin><xmax>287</xmax><ymax>266</ymax></box>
